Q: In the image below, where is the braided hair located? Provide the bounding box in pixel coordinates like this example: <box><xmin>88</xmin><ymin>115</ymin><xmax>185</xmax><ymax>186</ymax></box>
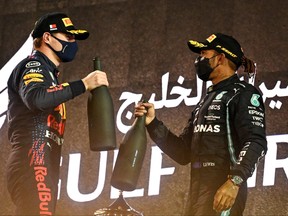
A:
<box><xmin>241</xmin><ymin>56</ymin><xmax>256</xmax><ymax>78</ymax></box>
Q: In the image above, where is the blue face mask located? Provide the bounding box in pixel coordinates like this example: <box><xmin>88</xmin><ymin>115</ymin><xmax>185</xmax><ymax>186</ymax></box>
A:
<box><xmin>49</xmin><ymin>34</ymin><xmax>78</xmax><ymax>62</ymax></box>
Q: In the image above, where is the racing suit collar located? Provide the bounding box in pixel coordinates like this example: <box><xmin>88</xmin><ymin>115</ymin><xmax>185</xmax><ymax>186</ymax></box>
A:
<box><xmin>207</xmin><ymin>74</ymin><xmax>239</xmax><ymax>93</ymax></box>
<box><xmin>32</xmin><ymin>50</ymin><xmax>59</xmax><ymax>77</ymax></box>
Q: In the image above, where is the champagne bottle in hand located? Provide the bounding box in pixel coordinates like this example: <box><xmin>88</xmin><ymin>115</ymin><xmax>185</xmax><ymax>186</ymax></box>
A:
<box><xmin>87</xmin><ymin>57</ymin><xmax>117</xmax><ymax>151</ymax></box>
<box><xmin>111</xmin><ymin>102</ymin><xmax>147</xmax><ymax>191</ymax></box>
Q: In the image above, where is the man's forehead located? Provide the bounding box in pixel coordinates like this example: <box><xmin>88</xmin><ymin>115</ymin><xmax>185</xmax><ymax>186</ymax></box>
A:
<box><xmin>53</xmin><ymin>32</ymin><xmax>74</xmax><ymax>38</ymax></box>
<box><xmin>200</xmin><ymin>49</ymin><xmax>217</xmax><ymax>54</ymax></box>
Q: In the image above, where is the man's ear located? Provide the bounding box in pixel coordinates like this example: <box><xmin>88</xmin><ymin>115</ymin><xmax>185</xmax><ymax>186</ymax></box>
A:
<box><xmin>42</xmin><ymin>32</ymin><xmax>51</xmax><ymax>43</ymax></box>
<box><xmin>218</xmin><ymin>53</ymin><xmax>226</xmax><ymax>65</ymax></box>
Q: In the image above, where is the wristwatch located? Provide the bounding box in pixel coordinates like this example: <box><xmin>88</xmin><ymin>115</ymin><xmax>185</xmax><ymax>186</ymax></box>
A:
<box><xmin>229</xmin><ymin>175</ymin><xmax>243</xmax><ymax>187</ymax></box>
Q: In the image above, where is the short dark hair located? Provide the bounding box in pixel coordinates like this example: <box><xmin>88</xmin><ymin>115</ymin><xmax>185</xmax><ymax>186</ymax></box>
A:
<box><xmin>33</xmin><ymin>37</ymin><xmax>43</xmax><ymax>48</ymax></box>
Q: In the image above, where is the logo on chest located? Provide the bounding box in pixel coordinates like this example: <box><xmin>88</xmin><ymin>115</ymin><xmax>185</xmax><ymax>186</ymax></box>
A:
<box><xmin>194</xmin><ymin>124</ymin><xmax>220</xmax><ymax>133</ymax></box>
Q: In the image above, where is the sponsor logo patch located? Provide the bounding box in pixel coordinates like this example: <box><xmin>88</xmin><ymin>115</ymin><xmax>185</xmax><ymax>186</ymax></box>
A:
<box><xmin>208</xmin><ymin>104</ymin><xmax>221</xmax><ymax>110</ymax></box>
<box><xmin>26</xmin><ymin>61</ymin><xmax>41</xmax><ymax>68</ymax></box>
<box><xmin>206</xmin><ymin>34</ymin><xmax>217</xmax><ymax>43</ymax></box>
<box><xmin>194</xmin><ymin>124</ymin><xmax>220</xmax><ymax>133</ymax></box>
<box><xmin>49</xmin><ymin>24</ymin><xmax>57</xmax><ymax>31</ymax></box>
<box><xmin>34</xmin><ymin>166</ymin><xmax>53</xmax><ymax>215</ymax></box>
<box><xmin>26</xmin><ymin>68</ymin><xmax>43</xmax><ymax>74</ymax></box>
<box><xmin>202</xmin><ymin>162</ymin><xmax>215</xmax><ymax>167</ymax></box>
<box><xmin>45</xmin><ymin>130</ymin><xmax>64</xmax><ymax>145</ymax></box>
<box><xmin>250</xmin><ymin>94</ymin><xmax>260</xmax><ymax>107</ymax></box>
<box><xmin>62</xmin><ymin>18</ymin><xmax>73</xmax><ymax>27</ymax></box>
<box><xmin>215</xmin><ymin>91</ymin><xmax>227</xmax><ymax>100</ymax></box>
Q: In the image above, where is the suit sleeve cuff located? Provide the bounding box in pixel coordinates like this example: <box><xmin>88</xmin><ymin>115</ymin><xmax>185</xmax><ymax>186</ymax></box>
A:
<box><xmin>146</xmin><ymin>117</ymin><xmax>160</xmax><ymax>132</ymax></box>
<box><xmin>69</xmin><ymin>80</ymin><xmax>86</xmax><ymax>98</ymax></box>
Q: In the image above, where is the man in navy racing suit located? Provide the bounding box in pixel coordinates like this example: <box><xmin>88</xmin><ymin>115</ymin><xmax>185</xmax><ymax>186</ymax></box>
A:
<box><xmin>134</xmin><ymin>33</ymin><xmax>267</xmax><ymax>216</ymax></box>
<box><xmin>6</xmin><ymin>12</ymin><xmax>110</xmax><ymax>215</ymax></box>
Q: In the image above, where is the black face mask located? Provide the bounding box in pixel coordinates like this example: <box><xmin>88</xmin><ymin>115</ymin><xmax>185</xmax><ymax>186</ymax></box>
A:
<box><xmin>48</xmin><ymin>34</ymin><xmax>78</xmax><ymax>62</ymax></box>
<box><xmin>194</xmin><ymin>55</ymin><xmax>219</xmax><ymax>81</ymax></box>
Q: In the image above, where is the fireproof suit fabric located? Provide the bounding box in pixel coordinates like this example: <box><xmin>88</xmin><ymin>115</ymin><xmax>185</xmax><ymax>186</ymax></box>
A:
<box><xmin>146</xmin><ymin>74</ymin><xmax>267</xmax><ymax>216</ymax></box>
<box><xmin>6</xmin><ymin>50</ymin><xmax>85</xmax><ymax>215</ymax></box>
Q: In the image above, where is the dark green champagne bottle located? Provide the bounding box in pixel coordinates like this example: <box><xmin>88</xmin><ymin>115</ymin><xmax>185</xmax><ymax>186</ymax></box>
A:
<box><xmin>111</xmin><ymin>109</ymin><xmax>147</xmax><ymax>191</ymax></box>
<box><xmin>87</xmin><ymin>57</ymin><xmax>117</xmax><ymax>151</ymax></box>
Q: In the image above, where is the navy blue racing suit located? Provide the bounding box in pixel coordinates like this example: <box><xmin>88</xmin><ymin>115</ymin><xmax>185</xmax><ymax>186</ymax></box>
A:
<box><xmin>6</xmin><ymin>50</ymin><xmax>86</xmax><ymax>215</ymax></box>
<box><xmin>146</xmin><ymin>74</ymin><xmax>267</xmax><ymax>216</ymax></box>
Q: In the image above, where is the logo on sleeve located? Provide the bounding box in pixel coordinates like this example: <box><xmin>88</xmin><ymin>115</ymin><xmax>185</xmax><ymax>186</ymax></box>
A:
<box><xmin>250</xmin><ymin>94</ymin><xmax>260</xmax><ymax>107</ymax></box>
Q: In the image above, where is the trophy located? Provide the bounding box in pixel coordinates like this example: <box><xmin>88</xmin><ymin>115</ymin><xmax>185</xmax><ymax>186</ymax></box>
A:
<box><xmin>94</xmin><ymin>191</ymin><xmax>143</xmax><ymax>216</ymax></box>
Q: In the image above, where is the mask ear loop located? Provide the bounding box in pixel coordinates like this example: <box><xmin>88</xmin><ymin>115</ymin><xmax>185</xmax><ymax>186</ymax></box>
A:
<box><xmin>44</xmin><ymin>33</ymin><xmax>61</xmax><ymax>54</ymax></box>
<box><xmin>210</xmin><ymin>53</ymin><xmax>222</xmax><ymax>70</ymax></box>
<box><xmin>217</xmin><ymin>52</ymin><xmax>225</xmax><ymax>65</ymax></box>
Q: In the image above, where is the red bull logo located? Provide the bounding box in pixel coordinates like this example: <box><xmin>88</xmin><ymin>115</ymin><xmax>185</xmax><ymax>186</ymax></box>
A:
<box><xmin>34</xmin><ymin>166</ymin><xmax>52</xmax><ymax>215</ymax></box>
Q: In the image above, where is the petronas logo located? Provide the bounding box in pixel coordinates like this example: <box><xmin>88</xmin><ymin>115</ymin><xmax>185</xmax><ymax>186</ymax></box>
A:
<box><xmin>215</xmin><ymin>91</ymin><xmax>227</xmax><ymax>100</ymax></box>
<box><xmin>250</xmin><ymin>94</ymin><xmax>260</xmax><ymax>107</ymax></box>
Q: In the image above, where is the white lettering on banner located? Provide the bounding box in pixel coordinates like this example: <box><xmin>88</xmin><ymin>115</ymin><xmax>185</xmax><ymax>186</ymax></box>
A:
<box><xmin>116</xmin><ymin>72</ymin><xmax>204</xmax><ymax>133</ymax></box>
<box><xmin>66</xmin><ymin>152</ymin><xmax>107</xmax><ymax>202</ymax></box>
<box><xmin>57</xmin><ymin>157</ymin><xmax>63</xmax><ymax>200</ymax></box>
<box><xmin>64</xmin><ymin>146</ymin><xmax>176</xmax><ymax>201</ymax></box>
<box><xmin>116</xmin><ymin>92</ymin><xmax>143</xmax><ymax>134</ymax></box>
<box><xmin>60</xmin><ymin>136</ymin><xmax>288</xmax><ymax>202</ymax></box>
<box><xmin>259</xmin><ymin>81</ymin><xmax>288</xmax><ymax>109</ymax></box>
<box><xmin>115</xmin><ymin>73</ymin><xmax>288</xmax><ymax>134</ymax></box>
<box><xmin>247</xmin><ymin>167</ymin><xmax>257</xmax><ymax>188</ymax></box>
<box><xmin>148</xmin><ymin>146</ymin><xmax>175</xmax><ymax>196</ymax></box>
<box><xmin>150</xmin><ymin>73</ymin><xmax>203</xmax><ymax>108</ymax></box>
<box><xmin>263</xmin><ymin>134</ymin><xmax>288</xmax><ymax>186</ymax></box>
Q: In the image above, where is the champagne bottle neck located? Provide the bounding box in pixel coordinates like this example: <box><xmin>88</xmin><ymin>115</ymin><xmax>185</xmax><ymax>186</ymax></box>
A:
<box><xmin>134</xmin><ymin>115</ymin><xmax>146</xmax><ymax>125</ymax></box>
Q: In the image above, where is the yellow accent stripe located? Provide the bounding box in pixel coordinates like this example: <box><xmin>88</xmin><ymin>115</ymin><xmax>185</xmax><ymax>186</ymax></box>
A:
<box><xmin>67</xmin><ymin>30</ymin><xmax>88</xmax><ymax>35</ymax></box>
<box><xmin>188</xmin><ymin>40</ymin><xmax>206</xmax><ymax>49</ymax></box>
<box><xmin>24</xmin><ymin>78</ymin><xmax>44</xmax><ymax>85</ymax></box>
<box><xmin>23</xmin><ymin>73</ymin><xmax>43</xmax><ymax>80</ymax></box>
